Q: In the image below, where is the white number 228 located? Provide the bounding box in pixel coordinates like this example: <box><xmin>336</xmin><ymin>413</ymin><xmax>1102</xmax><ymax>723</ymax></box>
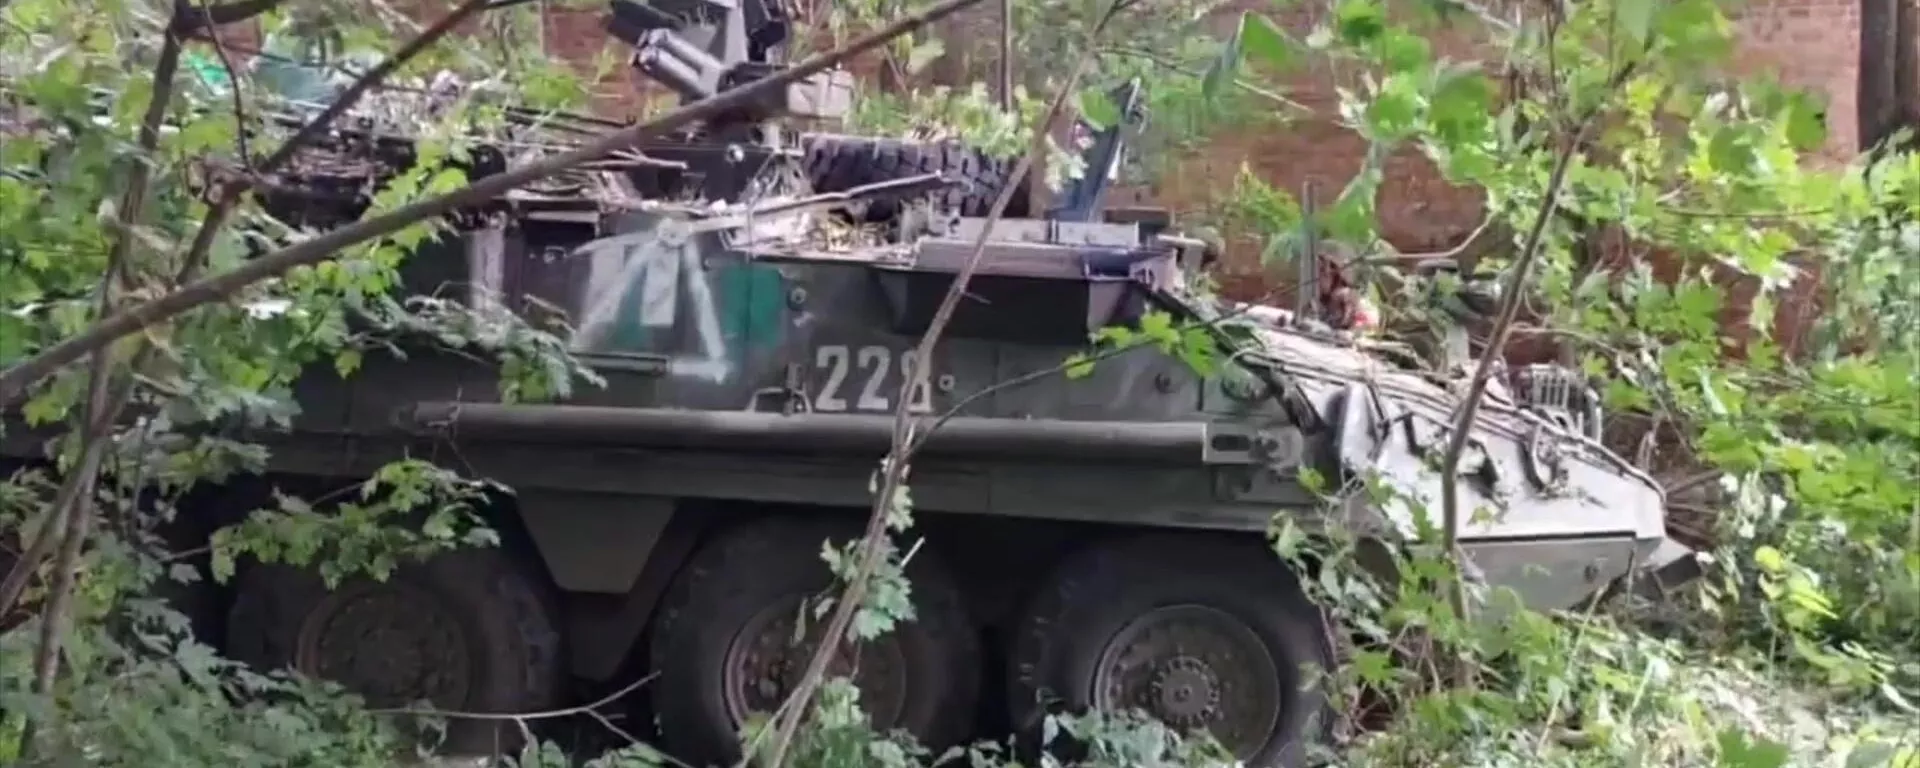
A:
<box><xmin>813</xmin><ymin>344</ymin><xmax>933</xmax><ymax>413</ymax></box>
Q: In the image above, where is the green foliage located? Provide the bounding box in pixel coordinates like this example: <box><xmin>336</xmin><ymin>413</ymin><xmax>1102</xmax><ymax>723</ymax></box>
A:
<box><xmin>850</xmin><ymin>82</ymin><xmax>1043</xmax><ymax>159</ymax></box>
<box><xmin>0</xmin><ymin>0</ymin><xmax>601</xmax><ymax>762</ymax></box>
<box><xmin>1066</xmin><ymin>0</ymin><xmax>1920</xmax><ymax>765</ymax></box>
<box><xmin>832</xmin><ymin>0</ymin><xmax>1284</xmax><ymax>188</ymax></box>
<box><xmin>1064</xmin><ymin>309</ymin><xmax>1221</xmax><ymax>380</ymax></box>
<box><xmin>208</xmin><ymin>460</ymin><xmax>503</xmax><ymax>588</ymax></box>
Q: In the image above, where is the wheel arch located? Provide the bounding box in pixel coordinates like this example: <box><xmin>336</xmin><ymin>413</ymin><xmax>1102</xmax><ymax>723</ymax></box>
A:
<box><xmin>539</xmin><ymin>496</ymin><xmax>824</xmax><ymax>683</ymax></box>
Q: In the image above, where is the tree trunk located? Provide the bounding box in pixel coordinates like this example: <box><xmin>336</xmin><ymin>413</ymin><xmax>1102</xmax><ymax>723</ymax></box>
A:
<box><xmin>1859</xmin><ymin>0</ymin><xmax>1919</xmax><ymax>153</ymax></box>
<box><xmin>1897</xmin><ymin>0</ymin><xmax>1918</xmax><ymax>136</ymax></box>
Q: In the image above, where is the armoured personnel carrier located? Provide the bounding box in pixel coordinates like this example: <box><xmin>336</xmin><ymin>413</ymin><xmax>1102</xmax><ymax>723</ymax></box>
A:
<box><xmin>0</xmin><ymin>1</ymin><xmax>1700</xmax><ymax>765</ymax></box>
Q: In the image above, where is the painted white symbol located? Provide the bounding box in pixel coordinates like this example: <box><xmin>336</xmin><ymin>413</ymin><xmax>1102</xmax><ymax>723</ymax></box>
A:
<box><xmin>574</xmin><ymin>223</ymin><xmax>733</xmax><ymax>383</ymax></box>
<box><xmin>813</xmin><ymin>344</ymin><xmax>933</xmax><ymax>414</ymax></box>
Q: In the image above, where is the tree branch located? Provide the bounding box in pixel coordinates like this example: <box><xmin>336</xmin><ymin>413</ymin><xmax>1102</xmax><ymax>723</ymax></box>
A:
<box><xmin>1435</xmin><ymin>126</ymin><xmax>1583</xmax><ymax>558</ymax></box>
<box><xmin>753</xmin><ymin>6</ymin><xmax>1126</xmax><ymax>767</ymax></box>
<box><xmin>1100</xmin><ymin>45</ymin><xmax>1307</xmax><ymax>112</ymax></box>
<box><xmin>0</xmin><ymin>0</ymin><xmax>990</xmax><ymax>409</ymax></box>
<box><xmin>1436</xmin><ymin>64</ymin><xmax>1635</xmax><ymax>635</ymax></box>
<box><xmin>0</xmin><ymin>20</ymin><xmax>190</xmax><ymax>615</ymax></box>
<box><xmin>368</xmin><ymin>671</ymin><xmax>682</xmax><ymax>761</ymax></box>
<box><xmin>14</xmin><ymin>25</ymin><xmax>187</xmax><ymax>760</ymax></box>
<box><xmin>195</xmin><ymin>0</ymin><xmax>254</xmax><ymax>169</ymax></box>
<box><xmin>174</xmin><ymin>0</ymin><xmax>495</xmax><ymax>286</ymax></box>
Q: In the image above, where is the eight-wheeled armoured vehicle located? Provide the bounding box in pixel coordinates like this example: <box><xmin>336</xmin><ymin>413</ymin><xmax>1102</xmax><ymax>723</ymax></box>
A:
<box><xmin>0</xmin><ymin>1</ymin><xmax>1699</xmax><ymax>765</ymax></box>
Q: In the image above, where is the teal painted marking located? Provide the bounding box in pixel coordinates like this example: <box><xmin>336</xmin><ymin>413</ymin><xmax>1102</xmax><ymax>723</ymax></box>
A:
<box><xmin>717</xmin><ymin>262</ymin><xmax>786</xmax><ymax>350</ymax></box>
<box><xmin>605</xmin><ymin>268</ymin><xmax>651</xmax><ymax>351</ymax></box>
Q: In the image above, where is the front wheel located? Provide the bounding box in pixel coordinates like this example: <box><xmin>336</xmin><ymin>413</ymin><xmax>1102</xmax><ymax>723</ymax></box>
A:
<box><xmin>225</xmin><ymin>546</ymin><xmax>565</xmax><ymax>756</ymax></box>
<box><xmin>1008</xmin><ymin>534</ymin><xmax>1337</xmax><ymax>767</ymax></box>
<box><xmin>647</xmin><ymin>517</ymin><xmax>981</xmax><ymax>766</ymax></box>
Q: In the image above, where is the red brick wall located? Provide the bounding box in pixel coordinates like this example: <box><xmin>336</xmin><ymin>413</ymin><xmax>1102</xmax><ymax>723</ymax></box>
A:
<box><xmin>1733</xmin><ymin>0</ymin><xmax>1865</xmax><ymax>161</ymax></box>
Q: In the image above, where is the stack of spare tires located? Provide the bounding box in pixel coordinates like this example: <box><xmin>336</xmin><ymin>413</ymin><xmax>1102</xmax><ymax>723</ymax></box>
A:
<box><xmin>800</xmin><ymin>134</ymin><xmax>1032</xmax><ymax>220</ymax></box>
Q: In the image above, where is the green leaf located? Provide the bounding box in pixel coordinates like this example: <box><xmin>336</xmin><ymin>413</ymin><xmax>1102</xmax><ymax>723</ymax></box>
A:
<box><xmin>1078</xmin><ymin>89</ymin><xmax>1119</xmax><ymax>130</ymax></box>
<box><xmin>1333</xmin><ymin>0</ymin><xmax>1386</xmax><ymax>47</ymax></box>
<box><xmin>1364</xmin><ymin>77</ymin><xmax>1423</xmax><ymax>140</ymax></box>
<box><xmin>1715</xmin><ymin>728</ymin><xmax>1790</xmax><ymax>768</ymax></box>
<box><xmin>1428</xmin><ymin>64</ymin><xmax>1494</xmax><ymax>142</ymax></box>
<box><xmin>1374</xmin><ymin>29</ymin><xmax>1430</xmax><ymax>74</ymax></box>
<box><xmin>1063</xmin><ymin>352</ymin><xmax>1097</xmax><ymax>379</ymax></box>
<box><xmin>1655</xmin><ymin>0</ymin><xmax>1733</xmax><ymax>59</ymax></box>
<box><xmin>1781</xmin><ymin>90</ymin><xmax>1828</xmax><ymax>152</ymax></box>
<box><xmin>1202</xmin><ymin>16</ymin><xmax>1246</xmax><ymax>100</ymax></box>
<box><xmin>1239</xmin><ymin>13</ymin><xmax>1300</xmax><ymax>73</ymax></box>
<box><xmin>1139</xmin><ymin>310</ymin><xmax>1179</xmax><ymax>349</ymax></box>
<box><xmin>1297</xmin><ymin>466</ymin><xmax>1326</xmax><ymax>494</ymax></box>
<box><xmin>1614</xmin><ymin>0</ymin><xmax>1655</xmax><ymax>47</ymax></box>
<box><xmin>333</xmin><ymin>348</ymin><xmax>363</xmax><ymax>378</ymax></box>
<box><xmin>1707</xmin><ymin>125</ymin><xmax>1757</xmax><ymax>175</ymax></box>
<box><xmin>1350</xmin><ymin>649</ymin><xmax>1396</xmax><ymax>686</ymax></box>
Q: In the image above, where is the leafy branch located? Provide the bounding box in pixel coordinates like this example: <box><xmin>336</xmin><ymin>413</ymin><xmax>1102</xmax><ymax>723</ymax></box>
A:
<box><xmin>11</xmin><ymin>18</ymin><xmax>187</xmax><ymax>759</ymax></box>
<box><xmin>0</xmin><ymin>0</ymin><xmax>993</xmax><ymax>409</ymax></box>
<box><xmin>0</xmin><ymin>0</ymin><xmax>492</xmax><ymax>629</ymax></box>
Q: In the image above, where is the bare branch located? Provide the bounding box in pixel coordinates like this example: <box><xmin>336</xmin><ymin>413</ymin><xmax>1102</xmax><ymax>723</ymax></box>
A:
<box><xmin>0</xmin><ymin>0</ymin><xmax>991</xmax><ymax>409</ymax></box>
<box><xmin>22</xmin><ymin>364</ymin><xmax>111</xmax><ymax>745</ymax></box>
<box><xmin>754</xmin><ymin>6</ymin><xmax>1127</xmax><ymax>767</ymax></box>
<box><xmin>368</xmin><ymin>671</ymin><xmax>683</xmax><ymax>762</ymax></box>
<box><xmin>1100</xmin><ymin>45</ymin><xmax>1307</xmax><ymax>112</ymax></box>
<box><xmin>1436</xmin><ymin>137</ymin><xmax>1580</xmax><ymax>592</ymax></box>
<box><xmin>195</xmin><ymin>0</ymin><xmax>255</xmax><ymax>168</ymax></box>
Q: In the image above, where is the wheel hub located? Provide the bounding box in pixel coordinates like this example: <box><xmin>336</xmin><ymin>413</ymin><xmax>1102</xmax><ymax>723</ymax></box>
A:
<box><xmin>296</xmin><ymin>583</ymin><xmax>472</xmax><ymax>709</ymax></box>
<box><xmin>1092</xmin><ymin>604</ymin><xmax>1285</xmax><ymax>758</ymax></box>
<box><xmin>1149</xmin><ymin>656</ymin><xmax>1222</xmax><ymax>727</ymax></box>
<box><xmin>722</xmin><ymin>597</ymin><xmax>909</xmax><ymax>728</ymax></box>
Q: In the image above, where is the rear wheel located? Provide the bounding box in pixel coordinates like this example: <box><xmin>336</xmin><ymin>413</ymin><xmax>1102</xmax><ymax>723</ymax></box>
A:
<box><xmin>225</xmin><ymin>546</ymin><xmax>564</xmax><ymax>756</ymax></box>
<box><xmin>648</xmin><ymin>517</ymin><xmax>980</xmax><ymax>766</ymax></box>
<box><xmin>1008</xmin><ymin>534</ymin><xmax>1337</xmax><ymax>768</ymax></box>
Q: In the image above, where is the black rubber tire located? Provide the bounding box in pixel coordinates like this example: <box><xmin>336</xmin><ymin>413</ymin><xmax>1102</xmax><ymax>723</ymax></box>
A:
<box><xmin>801</xmin><ymin>134</ymin><xmax>1029</xmax><ymax>219</ymax></box>
<box><xmin>1007</xmin><ymin>534</ymin><xmax>1337</xmax><ymax>768</ymax></box>
<box><xmin>225</xmin><ymin>546</ymin><xmax>564</xmax><ymax>756</ymax></box>
<box><xmin>648</xmin><ymin>517</ymin><xmax>981</xmax><ymax>767</ymax></box>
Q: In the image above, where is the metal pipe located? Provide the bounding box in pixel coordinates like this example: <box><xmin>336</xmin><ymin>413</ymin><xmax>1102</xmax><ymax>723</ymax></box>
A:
<box><xmin>403</xmin><ymin>401</ymin><xmax>1210</xmax><ymax>462</ymax></box>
